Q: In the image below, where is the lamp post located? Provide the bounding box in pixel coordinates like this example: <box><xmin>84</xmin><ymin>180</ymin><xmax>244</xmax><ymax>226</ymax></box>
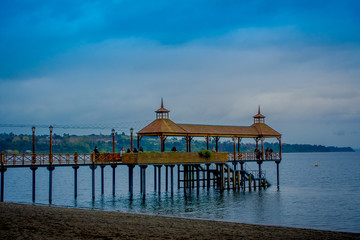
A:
<box><xmin>112</xmin><ymin>128</ymin><xmax>116</xmax><ymax>154</ymax></box>
<box><xmin>49</xmin><ymin>125</ymin><xmax>53</xmax><ymax>164</ymax></box>
<box><xmin>130</xmin><ymin>128</ymin><xmax>134</xmax><ymax>152</ymax></box>
<box><xmin>32</xmin><ymin>126</ymin><xmax>36</xmax><ymax>164</ymax></box>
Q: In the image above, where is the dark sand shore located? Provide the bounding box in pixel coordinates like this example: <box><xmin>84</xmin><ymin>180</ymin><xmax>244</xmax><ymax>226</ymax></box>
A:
<box><xmin>0</xmin><ymin>202</ymin><xmax>359</xmax><ymax>239</ymax></box>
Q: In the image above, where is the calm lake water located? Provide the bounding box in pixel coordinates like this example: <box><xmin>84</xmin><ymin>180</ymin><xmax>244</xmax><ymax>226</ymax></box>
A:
<box><xmin>3</xmin><ymin>152</ymin><xmax>360</xmax><ymax>233</ymax></box>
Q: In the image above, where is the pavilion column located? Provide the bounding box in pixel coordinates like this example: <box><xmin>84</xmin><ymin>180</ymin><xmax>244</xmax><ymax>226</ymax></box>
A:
<box><xmin>277</xmin><ymin>137</ymin><xmax>282</xmax><ymax>159</ymax></box>
<box><xmin>261</xmin><ymin>137</ymin><xmax>265</xmax><ymax>160</ymax></box>
<box><xmin>205</xmin><ymin>136</ymin><xmax>209</xmax><ymax>150</ymax></box>
<box><xmin>188</xmin><ymin>137</ymin><xmax>193</xmax><ymax>152</ymax></box>
<box><xmin>159</xmin><ymin>136</ymin><xmax>166</xmax><ymax>152</ymax></box>
<box><xmin>232</xmin><ymin>137</ymin><xmax>236</xmax><ymax>161</ymax></box>
<box><xmin>185</xmin><ymin>136</ymin><xmax>189</xmax><ymax>152</ymax></box>
<box><xmin>237</xmin><ymin>137</ymin><xmax>242</xmax><ymax>153</ymax></box>
<box><xmin>254</xmin><ymin>137</ymin><xmax>259</xmax><ymax>148</ymax></box>
<box><xmin>137</xmin><ymin>135</ymin><xmax>141</xmax><ymax>149</ymax></box>
<box><xmin>214</xmin><ymin>137</ymin><xmax>220</xmax><ymax>152</ymax></box>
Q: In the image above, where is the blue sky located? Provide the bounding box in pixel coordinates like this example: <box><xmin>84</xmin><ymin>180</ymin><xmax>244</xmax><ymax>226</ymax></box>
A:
<box><xmin>1</xmin><ymin>0</ymin><xmax>360</xmax><ymax>148</ymax></box>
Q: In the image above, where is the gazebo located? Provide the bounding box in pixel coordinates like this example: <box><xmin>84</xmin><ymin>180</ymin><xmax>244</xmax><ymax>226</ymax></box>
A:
<box><xmin>137</xmin><ymin>99</ymin><xmax>282</xmax><ymax>160</ymax></box>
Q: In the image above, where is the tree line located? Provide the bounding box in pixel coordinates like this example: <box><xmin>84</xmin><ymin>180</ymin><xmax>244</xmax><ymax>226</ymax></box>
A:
<box><xmin>0</xmin><ymin>133</ymin><xmax>354</xmax><ymax>154</ymax></box>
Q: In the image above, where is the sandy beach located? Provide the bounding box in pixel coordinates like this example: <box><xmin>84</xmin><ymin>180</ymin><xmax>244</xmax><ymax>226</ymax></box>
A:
<box><xmin>0</xmin><ymin>202</ymin><xmax>358</xmax><ymax>239</ymax></box>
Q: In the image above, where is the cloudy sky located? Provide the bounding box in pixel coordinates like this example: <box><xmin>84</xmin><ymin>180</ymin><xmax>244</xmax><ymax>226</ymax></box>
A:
<box><xmin>1</xmin><ymin>0</ymin><xmax>359</xmax><ymax>148</ymax></box>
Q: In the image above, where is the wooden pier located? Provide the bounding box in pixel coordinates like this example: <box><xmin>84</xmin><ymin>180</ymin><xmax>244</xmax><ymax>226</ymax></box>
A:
<box><xmin>0</xmin><ymin>100</ymin><xmax>282</xmax><ymax>203</ymax></box>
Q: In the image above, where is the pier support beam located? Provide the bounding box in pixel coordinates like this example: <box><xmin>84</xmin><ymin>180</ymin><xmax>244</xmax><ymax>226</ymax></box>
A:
<box><xmin>72</xmin><ymin>166</ymin><xmax>79</xmax><ymax>199</ymax></box>
<box><xmin>30</xmin><ymin>166</ymin><xmax>38</xmax><ymax>202</ymax></box>
<box><xmin>177</xmin><ymin>165</ymin><xmax>180</xmax><ymax>189</ymax></box>
<box><xmin>170</xmin><ymin>165</ymin><xmax>174</xmax><ymax>195</ymax></box>
<box><xmin>158</xmin><ymin>165</ymin><xmax>162</xmax><ymax>195</ymax></box>
<box><xmin>240</xmin><ymin>161</ymin><xmax>244</xmax><ymax>190</ymax></box>
<box><xmin>165</xmin><ymin>165</ymin><xmax>168</xmax><ymax>191</ymax></box>
<box><xmin>276</xmin><ymin>160</ymin><xmax>280</xmax><ymax>189</ymax></box>
<box><xmin>140</xmin><ymin>165</ymin><xmax>147</xmax><ymax>198</ymax></box>
<box><xmin>128</xmin><ymin>165</ymin><xmax>134</xmax><ymax>197</ymax></box>
<box><xmin>206</xmin><ymin>164</ymin><xmax>210</xmax><ymax>189</ymax></box>
<box><xmin>90</xmin><ymin>163</ymin><xmax>97</xmax><ymax>201</ymax></box>
<box><xmin>0</xmin><ymin>166</ymin><xmax>6</xmax><ymax>202</ymax></box>
<box><xmin>154</xmin><ymin>165</ymin><xmax>157</xmax><ymax>191</ymax></box>
<box><xmin>100</xmin><ymin>165</ymin><xmax>105</xmax><ymax>195</ymax></box>
<box><xmin>196</xmin><ymin>166</ymin><xmax>200</xmax><ymax>195</ymax></box>
<box><xmin>257</xmin><ymin>160</ymin><xmax>263</xmax><ymax>190</ymax></box>
<box><xmin>47</xmin><ymin>165</ymin><xmax>55</xmax><ymax>204</ymax></box>
<box><xmin>111</xmin><ymin>165</ymin><xmax>117</xmax><ymax>196</ymax></box>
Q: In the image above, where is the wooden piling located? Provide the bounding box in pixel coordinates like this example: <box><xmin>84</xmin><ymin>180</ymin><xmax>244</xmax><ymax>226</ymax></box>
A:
<box><xmin>111</xmin><ymin>165</ymin><xmax>117</xmax><ymax>196</ymax></box>
<box><xmin>128</xmin><ymin>165</ymin><xmax>134</xmax><ymax>196</ymax></box>
<box><xmin>158</xmin><ymin>165</ymin><xmax>162</xmax><ymax>195</ymax></box>
<box><xmin>100</xmin><ymin>165</ymin><xmax>105</xmax><ymax>195</ymax></box>
<box><xmin>72</xmin><ymin>166</ymin><xmax>79</xmax><ymax>199</ymax></box>
<box><xmin>165</xmin><ymin>165</ymin><xmax>168</xmax><ymax>192</ymax></box>
<box><xmin>170</xmin><ymin>165</ymin><xmax>174</xmax><ymax>195</ymax></box>
<box><xmin>47</xmin><ymin>165</ymin><xmax>55</xmax><ymax>204</ymax></box>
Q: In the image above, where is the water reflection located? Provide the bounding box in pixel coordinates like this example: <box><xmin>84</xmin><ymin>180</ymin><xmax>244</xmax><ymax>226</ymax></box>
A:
<box><xmin>3</xmin><ymin>153</ymin><xmax>360</xmax><ymax>232</ymax></box>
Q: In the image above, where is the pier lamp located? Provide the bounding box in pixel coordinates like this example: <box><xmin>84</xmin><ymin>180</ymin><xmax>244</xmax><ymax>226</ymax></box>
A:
<box><xmin>130</xmin><ymin>128</ymin><xmax>134</xmax><ymax>152</ymax></box>
<box><xmin>112</xmin><ymin>128</ymin><xmax>116</xmax><ymax>154</ymax></box>
<box><xmin>49</xmin><ymin>125</ymin><xmax>53</xmax><ymax>164</ymax></box>
<box><xmin>32</xmin><ymin>126</ymin><xmax>36</xmax><ymax>163</ymax></box>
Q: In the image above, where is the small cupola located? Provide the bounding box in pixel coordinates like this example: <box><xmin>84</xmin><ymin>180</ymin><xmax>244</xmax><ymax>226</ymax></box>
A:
<box><xmin>253</xmin><ymin>105</ymin><xmax>265</xmax><ymax>123</ymax></box>
<box><xmin>155</xmin><ymin>98</ymin><xmax>170</xmax><ymax>119</ymax></box>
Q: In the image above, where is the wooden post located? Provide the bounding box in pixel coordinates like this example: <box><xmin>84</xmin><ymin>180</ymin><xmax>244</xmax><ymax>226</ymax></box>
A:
<box><xmin>154</xmin><ymin>165</ymin><xmax>157</xmax><ymax>191</ymax></box>
<box><xmin>1</xmin><ymin>153</ymin><xmax>6</xmax><ymax>202</ymax></box>
<box><xmin>170</xmin><ymin>165</ymin><xmax>174</xmax><ymax>195</ymax></box>
<box><xmin>128</xmin><ymin>165</ymin><xmax>134</xmax><ymax>196</ymax></box>
<box><xmin>165</xmin><ymin>165</ymin><xmax>168</xmax><ymax>192</ymax></box>
<box><xmin>196</xmin><ymin>166</ymin><xmax>200</xmax><ymax>195</ymax></box>
<box><xmin>206</xmin><ymin>164</ymin><xmax>210</xmax><ymax>189</ymax></box>
<box><xmin>47</xmin><ymin>165</ymin><xmax>55</xmax><ymax>204</ymax></box>
<box><xmin>232</xmin><ymin>171</ymin><xmax>236</xmax><ymax>190</ymax></box>
<box><xmin>90</xmin><ymin>163</ymin><xmax>97</xmax><ymax>201</ymax></box>
<box><xmin>236</xmin><ymin>171</ymin><xmax>240</xmax><ymax>189</ymax></box>
<box><xmin>248</xmin><ymin>174</ymin><xmax>252</xmax><ymax>191</ymax></box>
<box><xmin>140</xmin><ymin>166</ymin><xmax>143</xmax><ymax>194</ymax></box>
<box><xmin>261</xmin><ymin>138</ymin><xmax>265</xmax><ymax>160</ymax></box>
<box><xmin>277</xmin><ymin>137</ymin><xmax>282</xmax><ymax>159</ymax></box>
<box><xmin>141</xmin><ymin>165</ymin><xmax>147</xmax><ymax>198</ymax></box>
<box><xmin>206</xmin><ymin>136</ymin><xmax>209</xmax><ymax>150</ymax></box>
<box><xmin>276</xmin><ymin>160</ymin><xmax>280</xmax><ymax>189</ymax></box>
<box><xmin>158</xmin><ymin>165</ymin><xmax>162</xmax><ymax>195</ymax></box>
<box><xmin>72</xmin><ymin>166</ymin><xmax>79</xmax><ymax>199</ymax></box>
<box><xmin>111</xmin><ymin>165</ymin><xmax>117</xmax><ymax>196</ymax></box>
<box><xmin>30</xmin><ymin>166</ymin><xmax>38</xmax><ymax>202</ymax></box>
<box><xmin>227</xmin><ymin>165</ymin><xmax>231</xmax><ymax>189</ymax></box>
<box><xmin>177</xmin><ymin>164</ymin><xmax>180</xmax><ymax>189</ymax></box>
<box><xmin>100</xmin><ymin>165</ymin><xmax>105</xmax><ymax>195</ymax></box>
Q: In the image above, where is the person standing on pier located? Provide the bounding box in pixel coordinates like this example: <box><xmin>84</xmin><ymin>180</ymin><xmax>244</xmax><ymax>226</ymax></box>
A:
<box><xmin>93</xmin><ymin>146</ymin><xmax>100</xmax><ymax>160</ymax></box>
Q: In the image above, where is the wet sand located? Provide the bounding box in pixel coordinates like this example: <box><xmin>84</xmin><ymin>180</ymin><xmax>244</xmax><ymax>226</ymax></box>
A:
<box><xmin>0</xmin><ymin>202</ymin><xmax>359</xmax><ymax>239</ymax></box>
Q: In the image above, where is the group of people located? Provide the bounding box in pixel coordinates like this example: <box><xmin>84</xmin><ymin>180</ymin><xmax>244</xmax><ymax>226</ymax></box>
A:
<box><xmin>254</xmin><ymin>147</ymin><xmax>273</xmax><ymax>160</ymax></box>
<box><xmin>93</xmin><ymin>146</ymin><xmax>144</xmax><ymax>160</ymax></box>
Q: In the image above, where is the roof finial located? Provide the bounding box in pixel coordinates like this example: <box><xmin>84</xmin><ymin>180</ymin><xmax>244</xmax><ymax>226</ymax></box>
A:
<box><xmin>161</xmin><ymin>97</ymin><xmax>164</xmax><ymax>108</ymax></box>
<box><xmin>258</xmin><ymin>105</ymin><xmax>261</xmax><ymax>114</ymax></box>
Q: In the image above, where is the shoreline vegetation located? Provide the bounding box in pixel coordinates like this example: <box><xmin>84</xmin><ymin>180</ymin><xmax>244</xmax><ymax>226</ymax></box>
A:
<box><xmin>0</xmin><ymin>132</ymin><xmax>354</xmax><ymax>154</ymax></box>
<box><xmin>1</xmin><ymin>202</ymin><xmax>359</xmax><ymax>239</ymax></box>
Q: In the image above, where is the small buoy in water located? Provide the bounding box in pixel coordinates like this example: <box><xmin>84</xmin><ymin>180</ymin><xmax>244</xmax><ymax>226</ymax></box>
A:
<box><xmin>315</xmin><ymin>163</ymin><xmax>318</xmax><ymax>167</ymax></box>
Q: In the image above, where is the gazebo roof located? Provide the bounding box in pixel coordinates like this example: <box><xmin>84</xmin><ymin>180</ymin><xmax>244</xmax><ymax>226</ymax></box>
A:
<box><xmin>138</xmin><ymin>119</ymin><xmax>187</xmax><ymax>136</ymax></box>
<box><xmin>137</xmin><ymin>101</ymin><xmax>281</xmax><ymax>138</ymax></box>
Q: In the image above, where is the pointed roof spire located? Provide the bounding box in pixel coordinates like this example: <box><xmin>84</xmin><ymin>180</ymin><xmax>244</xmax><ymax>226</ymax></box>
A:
<box><xmin>155</xmin><ymin>98</ymin><xmax>170</xmax><ymax>114</ymax></box>
<box><xmin>253</xmin><ymin>105</ymin><xmax>265</xmax><ymax>121</ymax></box>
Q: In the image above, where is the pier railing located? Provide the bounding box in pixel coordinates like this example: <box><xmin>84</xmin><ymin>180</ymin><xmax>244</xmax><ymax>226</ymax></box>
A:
<box><xmin>1</xmin><ymin>153</ymin><xmax>121</xmax><ymax>166</ymax></box>
<box><xmin>1</xmin><ymin>151</ymin><xmax>279</xmax><ymax>167</ymax></box>
<box><xmin>228</xmin><ymin>152</ymin><xmax>280</xmax><ymax>161</ymax></box>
